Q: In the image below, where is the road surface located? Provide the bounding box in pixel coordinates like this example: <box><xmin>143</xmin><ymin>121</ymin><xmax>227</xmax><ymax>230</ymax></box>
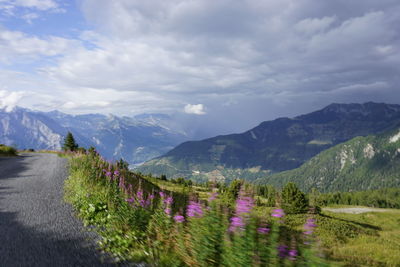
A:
<box><xmin>0</xmin><ymin>153</ymin><xmax>116</xmax><ymax>266</ymax></box>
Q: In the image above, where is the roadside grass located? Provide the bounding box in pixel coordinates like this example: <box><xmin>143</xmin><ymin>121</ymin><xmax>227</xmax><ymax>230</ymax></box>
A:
<box><xmin>0</xmin><ymin>144</ymin><xmax>17</xmax><ymax>156</ymax></box>
<box><xmin>63</xmin><ymin>151</ymin><xmax>400</xmax><ymax>266</ymax></box>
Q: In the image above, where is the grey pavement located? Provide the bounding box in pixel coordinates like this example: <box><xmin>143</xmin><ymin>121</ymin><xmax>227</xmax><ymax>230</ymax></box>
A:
<box><xmin>0</xmin><ymin>153</ymin><xmax>117</xmax><ymax>266</ymax></box>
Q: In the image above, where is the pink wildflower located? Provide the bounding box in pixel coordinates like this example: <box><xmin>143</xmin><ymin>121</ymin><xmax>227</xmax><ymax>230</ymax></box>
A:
<box><xmin>174</xmin><ymin>214</ymin><xmax>185</xmax><ymax>223</ymax></box>
<box><xmin>271</xmin><ymin>208</ymin><xmax>285</xmax><ymax>218</ymax></box>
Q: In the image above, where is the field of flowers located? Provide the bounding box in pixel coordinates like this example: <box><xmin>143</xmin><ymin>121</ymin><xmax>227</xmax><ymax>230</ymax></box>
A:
<box><xmin>64</xmin><ymin>150</ymin><xmax>400</xmax><ymax>266</ymax></box>
<box><xmin>64</xmin><ymin>150</ymin><xmax>330</xmax><ymax>266</ymax></box>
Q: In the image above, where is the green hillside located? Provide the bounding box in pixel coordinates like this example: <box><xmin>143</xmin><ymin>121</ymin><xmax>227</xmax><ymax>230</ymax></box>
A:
<box><xmin>256</xmin><ymin>128</ymin><xmax>400</xmax><ymax>192</ymax></box>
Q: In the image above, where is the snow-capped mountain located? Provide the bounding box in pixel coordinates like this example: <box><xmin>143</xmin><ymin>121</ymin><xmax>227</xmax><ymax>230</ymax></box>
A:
<box><xmin>0</xmin><ymin>107</ymin><xmax>188</xmax><ymax>165</ymax></box>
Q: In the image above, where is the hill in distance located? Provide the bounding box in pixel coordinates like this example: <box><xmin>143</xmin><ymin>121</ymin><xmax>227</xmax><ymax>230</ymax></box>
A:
<box><xmin>255</xmin><ymin>126</ymin><xmax>400</xmax><ymax>192</ymax></box>
<box><xmin>137</xmin><ymin>102</ymin><xmax>400</xmax><ymax>183</ymax></box>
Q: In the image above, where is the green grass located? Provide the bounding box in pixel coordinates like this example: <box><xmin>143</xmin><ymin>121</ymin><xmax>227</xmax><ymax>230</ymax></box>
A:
<box><xmin>0</xmin><ymin>144</ymin><xmax>17</xmax><ymax>156</ymax></box>
<box><xmin>318</xmin><ymin>209</ymin><xmax>400</xmax><ymax>266</ymax></box>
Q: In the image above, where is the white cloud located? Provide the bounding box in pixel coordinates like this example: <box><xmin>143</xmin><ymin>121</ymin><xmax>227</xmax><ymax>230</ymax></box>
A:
<box><xmin>1</xmin><ymin>0</ymin><xmax>400</xmax><ymax>133</ymax></box>
<box><xmin>0</xmin><ymin>90</ymin><xmax>25</xmax><ymax>112</ymax></box>
<box><xmin>0</xmin><ymin>0</ymin><xmax>59</xmax><ymax>11</ymax></box>
<box><xmin>184</xmin><ymin>104</ymin><xmax>206</xmax><ymax>115</ymax></box>
<box><xmin>0</xmin><ymin>28</ymin><xmax>80</xmax><ymax>63</ymax></box>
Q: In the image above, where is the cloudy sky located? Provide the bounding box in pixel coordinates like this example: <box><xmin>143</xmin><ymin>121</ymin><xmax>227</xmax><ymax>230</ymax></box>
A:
<box><xmin>0</xmin><ymin>0</ymin><xmax>399</xmax><ymax>135</ymax></box>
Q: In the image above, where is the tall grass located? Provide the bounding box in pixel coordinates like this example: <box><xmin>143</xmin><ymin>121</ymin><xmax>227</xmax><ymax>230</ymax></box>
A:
<box><xmin>64</xmin><ymin>151</ymin><xmax>328</xmax><ymax>266</ymax></box>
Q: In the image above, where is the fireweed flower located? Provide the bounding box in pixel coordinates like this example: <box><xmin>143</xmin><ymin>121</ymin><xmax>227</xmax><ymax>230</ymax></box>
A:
<box><xmin>229</xmin><ymin>190</ymin><xmax>254</xmax><ymax>232</ymax></box>
<box><xmin>278</xmin><ymin>244</ymin><xmax>288</xmax><ymax>258</ymax></box>
<box><xmin>288</xmin><ymin>249</ymin><xmax>298</xmax><ymax>261</ymax></box>
<box><xmin>271</xmin><ymin>208</ymin><xmax>285</xmax><ymax>218</ymax></box>
<box><xmin>164</xmin><ymin>196</ymin><xmax>173</xmax><ymax>205</ymax></box>
<box><xmin>187</xmin><ymin>201</ymin><xmax>203</xmax><ymax>218</ymax></box>
<box><xmin>304</xmin><ymin>218</ymin><xmax>317</xmax><ymax>235</ymax></box>
<box><xmin>174</xmin><ymin>214</ymin><xmax>185</xmax><ymax>223</ymax></box>
<box><xmin>257</xmin><ymin>227</ymin><xmax>270</xmax><ymax>234</ymax></box>
<box><xmin>229</xmin><ymin>216</ymin><xmax>245</xmax><ymax>231</ymax></box>
<box><xmin>165</xmin><ymin>207</ymin><xmax>171</xmax><ymax>215</ymax></box>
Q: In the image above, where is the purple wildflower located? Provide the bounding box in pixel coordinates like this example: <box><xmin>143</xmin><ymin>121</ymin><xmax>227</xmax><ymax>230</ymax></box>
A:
<box><xmin>278</xmin><ymin>245</ymin><xmax>288</xmax><ymax>258</ymax></box>
<box><xmin>126</xmin><ymin>197</ymin><xmax>134</xmax><ymax>203</ymax></box>
<box><xmin>164</xmin><ymin>207</ymin><xmax>171</xmax><ymax>215</ymax></box>
<box><xmin>288</xmin><ymin>249</ymin><xmax>298</xmax><ymax>261</ymax></box>
<box><xmin>105</xmin><ymin>171</ymin><xmax>112</xmax><ymax>177</ymax></box>
<box><xmin>229</xmin><ymin>216</ymin><xmax>245</xmax><ymax>232</ymax></box>
<box><xmin>174</xmin><ymin>214</ymin><xmax>185</xmax><ymax>223</ymax></box>
<box><xmin>229</xmin><ymin>190</ymin><xmax>255</xmax><ymax>232</ymax></box>
<box><xmin>236</xmin><ymin>197</ymin><xmax>254</xmax><ymax>214</ymax></box>
<box><xmin>159</xmin><ymin>191</ymin><xmax>166</xmax><ymax>198</ymax></box>
<box><xmin>257</xmin><ymin>227</ymin><xmax>270</xmax><ymax>234</ymax></box>
<box><xmin>164</xmin><ymin>196</ymin><xmax>173</xmax><ymax>205</ymax></box>
<box><xmin>271</xmin><ymin>208</ymin><xmax>285</xmax><ymax>218</ymax></box>
<box><xmin>149</xmin><ymin>194</ymin><xmax>155</xmax><ymax>200</ymax></box>
<box><xmin>114</xmin><ymin>170</ymin><xmax>120</xmax><ymax>176</ymax></box>
<box><xmin>303</xmin><ymin>217</ymin><xmax>317</xmax><ymax>235</ymax></box>
<box><xmin>208</xmin><ymin>192</ymin><xmax>218</xmax><ymax>201</ymax></box>
<box><xmin>187</xmin><ymin>201</ymin><xmax>203</xmax><ymax>218</ymax></box>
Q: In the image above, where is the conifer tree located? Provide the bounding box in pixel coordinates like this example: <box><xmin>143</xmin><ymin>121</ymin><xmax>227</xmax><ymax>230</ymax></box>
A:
<box><xmin>62</xmin><ymin>132</ymin><xmax>79</xmax><ymax>151</ymax></box>
<box><xmin>281</xmin><ymin>182</ymin><xmax>309</xmax><ymax>214</ymax></box>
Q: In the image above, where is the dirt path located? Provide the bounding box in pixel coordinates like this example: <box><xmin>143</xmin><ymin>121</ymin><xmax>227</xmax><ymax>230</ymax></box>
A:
<box><xmin>323</xmin><ymin>207</ymin><xmax>389</xmax><ymax>214</ymax></box>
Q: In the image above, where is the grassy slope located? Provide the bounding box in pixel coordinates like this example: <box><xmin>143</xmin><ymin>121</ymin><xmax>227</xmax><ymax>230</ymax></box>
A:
<box><xmin>318</xmin><ymin>208</ymin><xmax>400</xmax><ymax>266</ymax></box>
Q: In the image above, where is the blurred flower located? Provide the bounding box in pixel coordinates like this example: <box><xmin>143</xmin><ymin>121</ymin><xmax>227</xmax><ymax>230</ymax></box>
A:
<box><xmin>165</xmin><ymin>207</ymin><xmax>171</xmax><ymax>215</ymax></box>
<box><xmin>257</xmin><ymin>227</ymin><xmax>270</xmax><ymax>234</ymax></box>
<box><xmin>229</xmin><ymin>216</ymin><xmax>245</xmax><ymax>232</ymax></box>
<box><xmin>304</xmin><ymin>217</ymin><xmax>317</xmax><ymax>235</ymax></box>
<box><xmin>159</xmin><ymin>191</ymin><xmax>166</xmax><ymax>198</ymax></box>
<box><xmin>187</xmin><ymin>201</ymin><xmax>203</xmax><ymax>218</ymax></box>
<box><xmin>105</xmin><ymin>171</ymin><xmax>112</xmax><ymax>177</ymax></box>
<box><xmin>236</xmin><ymin>197</ymin><xmax>254</xmax><ymax>214</ymax></box>
<box><xmin>174</xmin><ymin>214</ymin><xmax>185</xmax><ymax>223</ymax></box>
<box><xmin>288</xmin><ymin>249</ymin><xmax>297</xmax><ymax>261</ymax></box>
<box><xmin>229</xmin><ymin>189</ymin><xmax>254</xmax><ymax>232</ymax></box>
<box><xmin>164</xmin><ymin>196</ymin><xmax>173</xmax><ymax>205</ymax></box>
<box><xmin>278</xmin><ymin>244</ymin><xmax>288</xmax><ymax>258</ymax></box>
<box><xmin>271</xmin><ymin>209</ymin><xmax>285</xmax><ymax>218</ymax></box>
<box><xmin>114</xmin><ymin>170</ymin><xmax>120</xmax><ymax>176</ymax></box>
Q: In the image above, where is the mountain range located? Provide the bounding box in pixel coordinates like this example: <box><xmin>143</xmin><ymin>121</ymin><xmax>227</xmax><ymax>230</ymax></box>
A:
<box><xmin>255</xmin><ymin>127</ymin><xmax>400</xmax><ymax>192</ymax></box>
<box><xmin>137</xmin><ymin>102</ymin><xmax>400</xmax><ymax>184</ymax></box>
<box><xmin>0</xmin><ymin>107</ymin><xmax>188</xmax><ymax>165</ymax></box>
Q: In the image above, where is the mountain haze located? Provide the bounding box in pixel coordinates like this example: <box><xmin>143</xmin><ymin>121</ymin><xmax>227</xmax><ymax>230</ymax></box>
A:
<box><xmin>138</xmin><ymin>102</ymin><xmax>400</xmax><ymax>183</ymax></box>
<box><xmin>0</xmin><ymin>107</ymin><xmax>188</xmax><ymax>165</ymax></box>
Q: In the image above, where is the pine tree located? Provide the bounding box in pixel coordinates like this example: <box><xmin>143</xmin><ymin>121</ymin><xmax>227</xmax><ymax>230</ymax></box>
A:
<box><xmin>62</xmin><ymin>132</ymin><xmax>79</xmax><ymax>151</ymax></box>
<box><xmin>281</xmin><ymin>182</ymin><xmax>309</xmax><ymax>214</ymax></box>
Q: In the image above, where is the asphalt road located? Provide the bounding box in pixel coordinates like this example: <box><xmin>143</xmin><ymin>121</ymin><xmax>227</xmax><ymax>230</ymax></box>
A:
<box><xmin>0</xmin><ymin>153</ymin><xmax>117</xmax><ymax>266</ymax></box>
